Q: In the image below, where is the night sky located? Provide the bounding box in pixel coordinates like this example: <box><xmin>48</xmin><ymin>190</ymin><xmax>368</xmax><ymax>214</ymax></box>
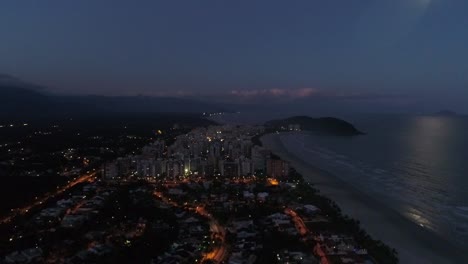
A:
<box><xmin>1</xmin><ymin>0</ymin><xmax>467</xmax><ymax>111</ymax></box>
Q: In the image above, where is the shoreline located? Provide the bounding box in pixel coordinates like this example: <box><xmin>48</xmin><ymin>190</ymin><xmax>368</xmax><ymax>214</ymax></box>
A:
<box><xmin>261</xmin><ymin>132</ymin><xmax>468</xmax><ymax>264</ymax></box>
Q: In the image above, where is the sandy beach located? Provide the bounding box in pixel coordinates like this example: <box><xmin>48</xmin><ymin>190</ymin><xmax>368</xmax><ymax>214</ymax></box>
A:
<box><xmin>261</xmin><ymin>133</ymin><xmax>468</xmax><ymax>264</ymax></box>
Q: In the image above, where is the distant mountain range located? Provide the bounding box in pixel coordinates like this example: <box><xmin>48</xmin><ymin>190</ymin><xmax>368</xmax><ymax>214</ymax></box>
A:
<box><xmin>432</xmin><ymin>110</ymin><xmax>458</xmax><ymax>117</ymax></box>
<box><xmin>0</xmin><ymin>75</ymin><xmax>227</xmax><ymax>120</ymax></box>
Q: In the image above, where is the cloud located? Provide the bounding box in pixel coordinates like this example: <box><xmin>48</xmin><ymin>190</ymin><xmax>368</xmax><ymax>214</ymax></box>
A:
<box><xmin>414</xmin><ymin>0</ymin><xmax>432</xmax><ymax>8</ymax></box>
<box><xmin>230</xmin><ymin>88</ymin><xmax>319</xmax><ymax>99</ymax></box>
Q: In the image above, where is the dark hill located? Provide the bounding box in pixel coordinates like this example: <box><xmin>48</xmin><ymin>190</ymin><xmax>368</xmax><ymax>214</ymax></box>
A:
<box><xmin>265</xmin><ymin>116</ymin><xmax>364</xmax><ymax>136</ymax></box>
<box><xmin>432</xmin><ymin>110</ymin><xmax>458</xmax><ymax>117</ymax></box>
<box><xmin>0</xmin><ymin>78</ymin><xmax>227</xmax><ymax>120</ymax></box>
<box><xmin>0</xmin><ymin>85</ymin><xmax>60</xmax><ymax>118</ymax></box>
<box><xmin>58</xmin><ymin>95</ymin><xmax>226</xmax><ymax>114</ymax></box>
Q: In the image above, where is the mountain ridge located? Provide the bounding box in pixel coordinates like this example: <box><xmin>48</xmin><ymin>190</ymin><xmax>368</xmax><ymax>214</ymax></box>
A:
<box><xmin>0</xmin><ymin>77</ymin><xmax>227</xmax><ymax>120</ymax></box>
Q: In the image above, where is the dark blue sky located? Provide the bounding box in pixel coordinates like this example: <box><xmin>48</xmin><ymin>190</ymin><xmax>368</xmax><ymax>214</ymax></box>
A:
<box><xmin>1</xmin><ymin>0</ymin><xmax>467</xmax><ymax>111</ymax></box>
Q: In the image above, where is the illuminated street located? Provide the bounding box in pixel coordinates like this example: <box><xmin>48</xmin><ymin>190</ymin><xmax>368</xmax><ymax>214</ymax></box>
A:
<box><xmin>1</xmin><ymin>124</ymin><xmax>391</xmax><ymax>263</ymax></box>
<box><xmin>0</xmin><ymin>172</ymin><xmax>96</xmax><ymax>225</ymax></box>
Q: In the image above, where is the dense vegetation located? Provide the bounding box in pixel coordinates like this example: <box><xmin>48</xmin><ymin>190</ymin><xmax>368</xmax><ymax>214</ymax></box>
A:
<box><xmin>288</xmin><ymin>169</ymin><xmax>399</xmax><ymax>263</ymax></box>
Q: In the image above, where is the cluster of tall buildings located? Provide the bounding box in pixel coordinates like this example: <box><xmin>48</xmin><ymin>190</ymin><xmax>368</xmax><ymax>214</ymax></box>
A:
<box><xmin>103</xmin><ymin>125</ymin><xmax>290</xmax><ymax>180</ymax></box>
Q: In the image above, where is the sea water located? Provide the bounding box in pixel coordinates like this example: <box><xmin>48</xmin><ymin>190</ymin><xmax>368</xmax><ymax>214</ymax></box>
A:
<box><xmin>278</xmin><ymin>114</ymin><xmax>468</xmax><ymax>249</ymax></box>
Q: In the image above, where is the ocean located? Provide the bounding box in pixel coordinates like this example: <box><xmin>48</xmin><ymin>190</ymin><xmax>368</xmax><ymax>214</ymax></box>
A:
<box><xmin>213</xmin><ymin>112</ymin><xmax>468</xmax><ymax>249</ymax></box>
<box><xmin>278</xmin><ymin>114</ymin><xmax>468</xmax><ymax>249</ymax></box>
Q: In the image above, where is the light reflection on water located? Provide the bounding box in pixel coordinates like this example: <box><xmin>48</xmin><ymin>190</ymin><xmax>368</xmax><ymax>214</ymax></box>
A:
<box><xmin>404</xmin><ymin>207</ymin><xmax>434</xmax><ymax>230</ymax></box>
<box><xmin>398</xmin><ymin>117</ymin><xmax>456</xmax><ymax>234</ymax></box>
<box><xmin>283</xmin><ymin>115</ymin><xmax>468</xmax><ymax>248</ymax></box>
<box><xmin>215</xmin><ymin>112</ymin><xmax>468</xmax><ymax>247</ymax></box>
